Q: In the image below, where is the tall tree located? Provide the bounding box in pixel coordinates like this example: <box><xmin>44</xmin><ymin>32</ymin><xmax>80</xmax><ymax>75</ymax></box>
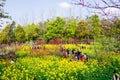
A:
<box><xmin>65</xmin><ymin>19</ymin><xmax>77</xmax><ymax>40</ymax></box>
<box><xmin>87</xmin><ymin>14</ymin><xmax>102</xmax><ymax>39</ymax></box>
<box><xmin>45</xmin><ymin>17</ymin><xmax>65</xmax><ymax>41</ymax></box>
<box><xmin>101</xmin><ymin>19</ymin><xmax>112</xmax><ymax>37</ymax></box>
<box><xmin>0</xmin><ymin>24</ymin><xmax>10</xmax><ymax>43</ymax></box>
<box><xmin>38</xmin><ymin>21</ymin><xmax>47</xmax><ymax>39</ymax></box>
<box><xmin>112</xmin><ymin>18</ymin><xmax>120</xmax><ymax>40</ymax></box>
<box><xmin>25</xmin><ymin>23</ymin><xmax>41</xmax><ymax>41</ymax></box>
<box><xmin>0</xmin><ymin>0</ymin><xmax>11</xmax><ymax>28</ymax></box>
<box><xmin>14</xmin><ymin>25</ymin><xmax>25</xmax><ymax>42</ymax></box>
<box><xmin>0</xmin><ymin>21</ymin><xmax>15</xmax><ymax>43</ymax></box>
<box><xmin>7</xmin><ymin>21</ymin><xmax>16</xmax><ymax>42</ymax></box>
<box><xmin>75</xmin><ymin>20</ymin><xmax>89</xmax><ymax>39</ymax></box>
<box><xmin>112</xmin><ymin>18</ymin><xmax>120</xmax><ymax>51</ymax></box>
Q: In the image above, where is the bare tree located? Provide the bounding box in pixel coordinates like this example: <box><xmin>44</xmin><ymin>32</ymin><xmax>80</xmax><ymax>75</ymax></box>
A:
<box><xmin>18</xmin><ymin>13</ymin><xmax>30</xmax><ymax>26</ymax></box>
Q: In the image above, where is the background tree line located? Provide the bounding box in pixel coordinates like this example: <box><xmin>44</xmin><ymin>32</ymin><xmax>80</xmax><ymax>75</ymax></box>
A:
<box><xmin>0</xmin><ymin>15</ymin><xmax>120</xmax><ymax>44</ymax></box>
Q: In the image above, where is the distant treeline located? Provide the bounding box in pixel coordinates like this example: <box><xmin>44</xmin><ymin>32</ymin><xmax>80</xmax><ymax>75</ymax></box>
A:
<box><xmin>0</xmin><ymin>14</ymin><xmax>120</xmax><ymax>44</ymax></box>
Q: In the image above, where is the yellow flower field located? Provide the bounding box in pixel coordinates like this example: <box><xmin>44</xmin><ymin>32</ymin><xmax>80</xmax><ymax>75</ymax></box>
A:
<box><xmin>0</xmin><ymin>56</ymin><xmax>115</xmax><ymax>80</ymax></box>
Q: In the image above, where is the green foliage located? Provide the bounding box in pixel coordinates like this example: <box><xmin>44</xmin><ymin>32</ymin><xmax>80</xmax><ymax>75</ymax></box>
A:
<box><xmin>45</xmin><ymin>17</ymin><xmax>65</xmax><ymax>41</ymax></box>
<box><xmin>25</xmin><ymin>23</ymin><xmax>42</xmax><ymax>41</ymax></box>
<box><xmin>101</xmin><ymin>19</ymin><xmax>112</xmax><ymax>37</ymax></box>
<box><xmin>45</xmin><ymin>21</ymin><xmax>56</xmax><ymax>40</ymax></box>
<box><xmin>38</xmin><ymin>21</ymin><xmax>47</xmax><ymax>38</ymax></box>
<box><xmin>7</xmin><ymin>21</ymin><xmax>16</xmax><ymax>42</ymax></box>
<box><xmin>0</xmin><ymin>61</ymin><xmax>7</xmax><ymax>77</ymax></box>
<box><xmin>111</xmin><ymin>18</ymin><xmax>120</xmax><ymax>51</ymax></box>
<box><xmin>0</xmin><ymin>0</ymin><xmax>8</xmax><ymax>18</ymax></box>
<box><xmin>0</xmin><ymin>24</ymin><xmax>10</xmax><ymax>43</ymax></box>
<box><xmin>0</xmin><ymin>21</ymin><xmax>16</xmax><ymax>43</ymax></box>
<box><xmin>110</xmin><ymin>54</ymin><xmax>120</xmax><ymax>73</ymax></box>
<box><xmin>112</xmin><ymin>18</ymin><xmax>120</xmax><ymax>40</ymax></box>
<box><xmin>97</xmin><ymin>36</ymin><xmax>116</xmax><ymax>52</ymax></box>
<box><xmin>75</xmin><ymin>20</ymin><xmax>89</xmax><ymax>39</ymax></box>
<box><xmin>14</xmin><ymin>25</ymin><xmax>25</xmax><ymax>42</ymax></box>
<box><xmin>0</xmin><ymin>15</ymin><xmax>119</xmax><ymax>45</ymax></box>
<box><xmin>87</xmin><ymin>14</ymin><xmax>102</xmax><ymax>39</ymax></box>
<box><xmin>65</xmin><ymin>19</ymin><xmax>77</xmax><ymax>40</ymax></box>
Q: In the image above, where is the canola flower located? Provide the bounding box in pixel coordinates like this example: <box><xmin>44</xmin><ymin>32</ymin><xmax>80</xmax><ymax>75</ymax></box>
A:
<box><xmin>0</xmin><ymin>43</ymin><xmax>119</xmax><ymax>80</ymax></box>
<box><xmin>15</xmin><ymin>43</ymin><xmax>97</xmax><ymax>58</ymax></box>
<box><xmin>0</xmin><ymin>56</ymin><xmax>115</xmax><ymax>80</ymax></box>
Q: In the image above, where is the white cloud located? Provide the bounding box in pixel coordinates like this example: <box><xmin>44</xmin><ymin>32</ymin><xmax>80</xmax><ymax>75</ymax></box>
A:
<box><xmin>59</xmin><ymin>2</ymin><xmax>71</xmax><ymax>9</ymax></box>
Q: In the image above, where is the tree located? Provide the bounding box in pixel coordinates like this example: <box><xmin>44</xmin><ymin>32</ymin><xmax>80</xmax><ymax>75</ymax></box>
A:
<box><xmin>53</xmin><ymin>17</ymin><xmax>66</xmax><ymax>38</ymax></box>
<box><xmin>101</xmin><ymin>19</ymin><xmax>113</xmax><ymax>37</ymax></box>
<box><xmin>74</xmin><ymin>0</ymin><xmax>120</xmax><ymax>52</ymax></box>
<box><xmin>25</xmin><ymin>23</ymin><xmax>42</xmax><ymax>41</ymax></box>
<box><xmin>112</xmin><ymin>18</ymin><xmax>120</xmax><ymax>40</ymax></box>
<box><xmin>45</xmin><ymin>21</ymin><xmax>55</xmax><ymax>41</ymax></box>
<box><xmin>65</xmin><ymin>19</ymin><xmax>77</xmax><ymax>40</ymax></box>
<box><xmin>74</xmin><ymin>0</ymin><xmax>120</xmax><ymax>20</ymax></box>
<box><xmin>112</xmin><ymin>19</ymin><xmax>120</xmax><ymax>51</ymax></box>
<box><xmin>87</xmin><ymin>14</ymin><xmax>102</xmax><ymax>39</ymax></box>
<box><xmin>0</xmin><ymin>0</ymin><xmax>11</xmax><ymax>28</ymax></box>
<box><xmin>14</xmin><ymin>25</ymin><xmax>25</xmax><ymax>42</ymax></box>
<box><xmin>75</xmin><ymin>20</ymin><xmax>89</xmax><ymax>39</ymax></box>
<box><xmin>38</xmin><ymin>21</ymin><xmax>47</xmax><ymax>39</ymax></box>
<box><xmin>7</xmin><ymin>21</ymin><xmax>16</xmax><ymax>42</ymax></box>
<box><xmin>0</xmin><ymin>21</ymin><xmax>15</xmax><ymax>43</ymax></box>
<box><xmin>45</xmin><ymin>17</ymin><xmax>65</xmax><ymax>41</ymax></box>
<box><xmin>0</xmin><ymin>24</ymin><xmax>10</xmax><ymax>43</ymax></box>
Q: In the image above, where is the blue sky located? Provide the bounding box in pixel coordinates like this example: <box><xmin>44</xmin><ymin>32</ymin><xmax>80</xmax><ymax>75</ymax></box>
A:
<box><xmin>4</xmin><ymin>0</ymin><xmax>120</xmax><ymax>25</ymax></box>
<box><xmin>5</xmin><ymin>0</ymin><xmax>90</xmax><ymax>25</ymax></box>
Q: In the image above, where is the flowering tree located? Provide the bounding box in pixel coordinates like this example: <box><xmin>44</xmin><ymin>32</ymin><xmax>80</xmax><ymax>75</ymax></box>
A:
<box><xmin>74</xmin><ymin>0</ymin><xmax>120</xmax><ymax>20</ymax></box>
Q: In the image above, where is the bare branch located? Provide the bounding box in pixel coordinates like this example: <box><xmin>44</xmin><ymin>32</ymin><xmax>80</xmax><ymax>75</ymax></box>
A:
<box><xmin>74</xmin><ymin>0</ymin><xmax>120</xmax><ymax>9</ymax></box>
<box><xmin>74</xmin><ymin>0</ymin><xmax>120</xmax><ymax>21</ymax></box>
